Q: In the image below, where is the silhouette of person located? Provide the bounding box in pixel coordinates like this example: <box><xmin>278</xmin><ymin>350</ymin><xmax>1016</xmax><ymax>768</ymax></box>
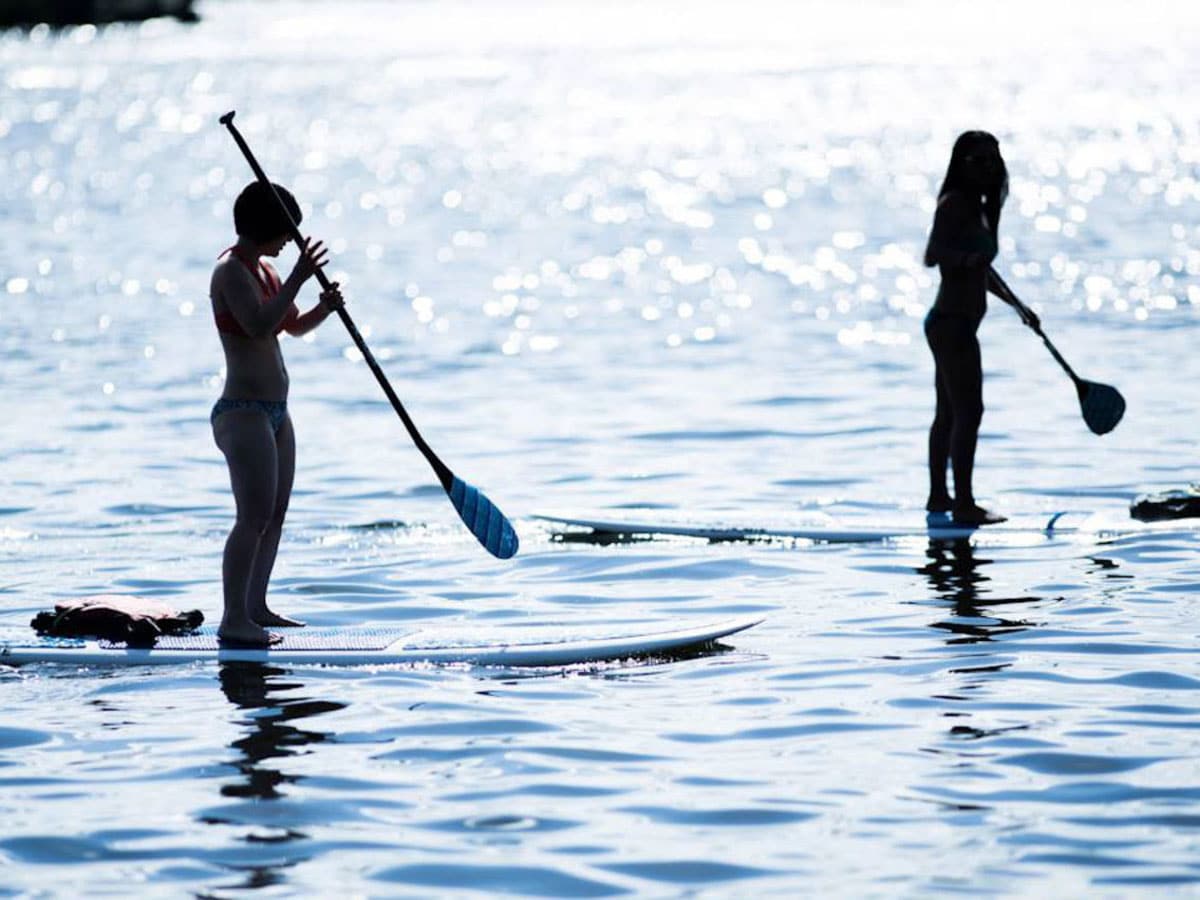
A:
<box><xmin>923</xmin><ymin>131</ymin><xmax>1039</xmax><ymax>526</ymax></box>
<box><xmin>210</xmin><ymin>182</ymin><xmax>344</xmax><ymax>646</ymax></box>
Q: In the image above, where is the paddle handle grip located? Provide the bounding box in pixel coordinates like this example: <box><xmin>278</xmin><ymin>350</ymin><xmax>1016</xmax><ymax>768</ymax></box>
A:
<box><xmin>219</xmin><ymin>111</ymin><xmax>450</xmax><ymax>485</ymax></box>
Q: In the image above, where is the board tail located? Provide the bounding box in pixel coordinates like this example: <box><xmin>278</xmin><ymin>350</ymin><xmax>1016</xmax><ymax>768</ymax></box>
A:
<box><xmin>449</xmin><ymin>477</ymin><xmax>520</xmax><ymax>559</ymax></box>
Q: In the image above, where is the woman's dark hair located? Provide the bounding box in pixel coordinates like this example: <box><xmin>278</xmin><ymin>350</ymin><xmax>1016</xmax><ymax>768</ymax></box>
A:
<box><xmin>929</xmin><ymin>130</ymin><xmax>1008</xmax><ymax>258</ymax></box>
<box><xmin>233</xmin><ymin>181</ymin><xmax>302</xmax><ymax>243</ymax></box>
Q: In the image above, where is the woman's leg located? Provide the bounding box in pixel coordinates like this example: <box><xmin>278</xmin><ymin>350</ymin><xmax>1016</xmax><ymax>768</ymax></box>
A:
<box><xmin>926</xmin><ymin>317</ymin><xmax>954</xmax><ymax>512</ymax></box>
<box><xmin>214</xmin><ymin>408</ymin><xmax>279</xmax><ymax>644</ymax></box>
<box><xmin>245</xmin><ymin>413</ymin><xmax>303</xmax><ymax>627</ymax></box>
<box><xmin>941</xmin><ymin>334</ymin><xmax>991</xmax><ymax>519</ymax></box>
<box><xmin>927</xmin><ymin>366</ymin><xmax>954</xmax><ymax>511</ymax></box>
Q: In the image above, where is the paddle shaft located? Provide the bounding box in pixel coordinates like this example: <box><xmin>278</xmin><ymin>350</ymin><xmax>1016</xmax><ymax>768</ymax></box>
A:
<box><xmin>989</xmin><ymin>267</ymin><xmax>1083</xmax><ymax>389</ymax></box>
<box><xmin>1037</xmin><ymin>332</ymin><xmax>1084</xmax><ymax>395</ymax></box>
<box><xmin>219</xmin><ymin>111</ymin><xmax>451</xmax><ymax>487</ymax></box>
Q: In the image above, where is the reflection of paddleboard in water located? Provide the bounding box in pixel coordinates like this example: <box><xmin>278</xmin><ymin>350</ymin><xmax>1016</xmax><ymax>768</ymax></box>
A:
<box><xmin>533</xmin><ymin>509</ymin><xmax>1093</xmax><ymax>543</ymax></box>
<box><xmin>0</xmin><ymin>617</ymin><xmax>761</xmax><ymax>668</ymax></box>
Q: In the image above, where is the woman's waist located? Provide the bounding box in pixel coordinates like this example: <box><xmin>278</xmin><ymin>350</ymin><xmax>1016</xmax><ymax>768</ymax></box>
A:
<box><xmin>931</xmin><ymin>285</ymin><xmax>986</xmax><ymax>321</ymax></box>
<box><xmin>219</xmin><ymin>371</ymin><xmax>289</xmax><ymax>402</ymax></box>
<box><xmin>925</xmin><ymin>304</ymin><xmax>983</xmax><ymax>331</ymax></box>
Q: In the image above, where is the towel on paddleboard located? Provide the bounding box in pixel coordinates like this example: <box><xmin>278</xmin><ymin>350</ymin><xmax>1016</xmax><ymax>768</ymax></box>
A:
<box><xmin>31</xmin><ymin>595</ymin><xmax>204</xmax><ymax>647</ymax></box>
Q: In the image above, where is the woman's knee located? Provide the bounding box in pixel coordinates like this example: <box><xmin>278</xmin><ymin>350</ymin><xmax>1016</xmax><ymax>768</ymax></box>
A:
<box><xmin>234</xmin><ymin>511</ymin><xmax>274</xmax><ymax>536</ymax></box>
<box><xmin>958</xmin><ymin>399</ymin><xmax>984</xmax><ymax>427</ymax></box>
<box><xmin>267</xmin><ymin>505</ymin><xmax>288</xmax><ymax>532</ymax></box>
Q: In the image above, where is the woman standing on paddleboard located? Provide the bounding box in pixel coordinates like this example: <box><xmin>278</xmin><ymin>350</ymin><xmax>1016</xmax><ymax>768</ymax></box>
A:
<box><xmin>923</xmin><ymin>131</ymin><xmax>1038</xmax><ymax>526</ymax></box>
<box><xmin>210</xmin><ymin>181</ymin><xmax>344</xmax><ymax>645</ymax></box>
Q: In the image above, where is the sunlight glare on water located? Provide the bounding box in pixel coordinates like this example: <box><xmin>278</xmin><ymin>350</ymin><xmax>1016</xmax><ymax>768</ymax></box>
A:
<box><xmin>2</xmin><ymin>0</ymin><xmax>1200</xmax><ymax>895</ymax></box>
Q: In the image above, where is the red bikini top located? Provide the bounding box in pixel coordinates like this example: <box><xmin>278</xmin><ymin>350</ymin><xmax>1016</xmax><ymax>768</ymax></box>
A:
<box><xmin>214</xmin><ymin>246</ymin><xmax>299</xmax><ymax>337</ymax></box>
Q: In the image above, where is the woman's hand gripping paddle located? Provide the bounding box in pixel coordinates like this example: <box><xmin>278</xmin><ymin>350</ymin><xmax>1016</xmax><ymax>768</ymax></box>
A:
<box><xmin>219</xmin><ymin>111</ymin><xmax>519</xmax><ymax>559</ymax></box>
<box><xmin>990</xmin><ymin>267</ymin><xmax>1125</xmax><ymax>435</ymax></box>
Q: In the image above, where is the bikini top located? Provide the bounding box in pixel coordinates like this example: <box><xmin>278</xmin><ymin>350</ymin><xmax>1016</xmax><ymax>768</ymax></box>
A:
<box><xmin>214</xmin><ymin>246</ymin><xmax>299</xmax><ymax>337</ymax></box>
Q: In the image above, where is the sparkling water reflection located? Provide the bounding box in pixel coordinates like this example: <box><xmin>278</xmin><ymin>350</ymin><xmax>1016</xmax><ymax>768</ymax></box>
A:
<box><xmin>2</xmin><ymin>0</ymin><xmax>1200</xmax><ymax>894</ymax></box>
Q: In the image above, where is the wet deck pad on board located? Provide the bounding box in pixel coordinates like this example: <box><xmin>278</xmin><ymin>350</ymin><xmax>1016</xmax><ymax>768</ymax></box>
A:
<box><xmin>100</xmin><ymin>626</ymin><xmax>415</xmax><ymax>652</ymax></box>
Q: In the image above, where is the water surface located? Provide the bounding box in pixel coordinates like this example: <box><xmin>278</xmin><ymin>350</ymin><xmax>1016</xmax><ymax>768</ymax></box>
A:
<box><xmin>2</xmin><ymin>1</ymin><xmax>1200</xmax><ymax>894</ymax></box>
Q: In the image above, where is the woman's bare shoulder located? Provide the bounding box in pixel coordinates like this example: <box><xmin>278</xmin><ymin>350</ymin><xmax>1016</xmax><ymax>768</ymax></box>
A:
<box><xmin>211</xmin><ymin>255</ymin><xmax>256</xmax><ymax>296</ymax></box>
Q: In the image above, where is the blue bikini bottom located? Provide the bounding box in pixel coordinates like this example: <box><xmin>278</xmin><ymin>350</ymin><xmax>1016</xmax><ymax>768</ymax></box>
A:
<box><xmin>211</xmin><ymin>398</ymin><xmax>288</xmax><ymax>434</ymax></box>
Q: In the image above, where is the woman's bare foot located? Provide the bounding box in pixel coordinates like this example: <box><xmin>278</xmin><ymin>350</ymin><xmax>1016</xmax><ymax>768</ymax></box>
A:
<box><xmin>251</xmin><ymin>609</ymin><xmax>305</xmax><ymax>628</ymax></box>
<box><xmin>218</xmin><ymin>619</ymin><xmax>280</xmax><ymax>646</ymax></box>
<box><xmin>926</xmin><ymin>493</ymin><xmax>953</xmax><ymax>514</ymax></box>
<box><xmin>952</xmin><ymin>504</ymin><xmax>1007</xmax><ymax>526</ymax></box>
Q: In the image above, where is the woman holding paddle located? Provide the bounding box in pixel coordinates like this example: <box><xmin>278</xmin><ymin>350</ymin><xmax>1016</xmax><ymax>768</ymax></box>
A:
<box><xmin>923</xmin><ymin>131</ymin><xmax>1039</xmax><ymax>526</ymax></box>
<box><xmin>210</xmin><ymin>181</ymin><xmax>344</xmax><ymax>646</ymax></box>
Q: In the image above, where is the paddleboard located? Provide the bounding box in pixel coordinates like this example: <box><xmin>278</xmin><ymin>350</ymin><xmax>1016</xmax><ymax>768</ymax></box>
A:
<box><xmin>534</xmin><ymin>509</ymin><xmax>1087</xmax><ymax>543</ymax></box>
<box><xmin>0</xmin><ymin>616</ymin><xmax>760</xmax><ymax>668</ymax></box>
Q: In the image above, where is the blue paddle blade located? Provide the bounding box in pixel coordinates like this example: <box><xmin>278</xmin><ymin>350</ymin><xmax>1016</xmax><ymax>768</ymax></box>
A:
<box><xmin>448</xmin><ymin>477</ymin><xmax>520</xmax><ymax>559</ymax></box>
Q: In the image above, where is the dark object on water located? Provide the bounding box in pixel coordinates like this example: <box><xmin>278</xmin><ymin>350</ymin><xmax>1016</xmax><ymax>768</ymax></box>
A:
<box><xmin>31</xmin><ymin>595</ymin><xmax>203</xmax><ymax>647</ymax></box>
<box><xmin>1130</xmin><ymin>485</ymin><xmax>1200</xmax><ymax>522</ymax></box>
<box><xmin>0</xmin><ymin>0</ymin><xmax>197</xmax><ymax>27</ymax></box>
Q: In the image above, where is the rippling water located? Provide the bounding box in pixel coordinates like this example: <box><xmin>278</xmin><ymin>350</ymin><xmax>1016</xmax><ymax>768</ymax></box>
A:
<box><xmin>3</xmin><ymin>0</ymin><xmax>1200</xmax><ymax>894</ymax></box>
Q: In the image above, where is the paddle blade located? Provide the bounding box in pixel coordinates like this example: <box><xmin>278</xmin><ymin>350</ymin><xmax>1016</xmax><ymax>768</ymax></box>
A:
<box><xmin>448</xmin><ymin>477</ymin><xmax>520</xmax><ymax>559</ymax></box>
<box><xmin>1079</xmin><ymin>380</ymin><xmax>1125</xmax><ymax>435</ymax></box>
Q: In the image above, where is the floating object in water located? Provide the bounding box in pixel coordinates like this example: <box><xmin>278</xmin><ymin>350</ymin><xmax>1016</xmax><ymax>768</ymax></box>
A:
<box><xmin>1130</xmin><ymin>485</ymin><xmax>1200</xmax><ymax>522</ymax></box>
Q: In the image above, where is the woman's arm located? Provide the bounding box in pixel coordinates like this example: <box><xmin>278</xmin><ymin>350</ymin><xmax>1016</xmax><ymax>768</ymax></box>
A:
<box><xmin>216</xmin><ymin>263</ymin><xmax>299</xmax><ymax>338</ymax></box>
<box><xmin>988</xmin><ymin>268</ymin><xmax>1040</xmax><ymax>330</ymax></box>
<box><xmin>924</xmin><ymin>192</ymin><xmax>996</xmax><ymax>269</ymax></box>
<box><xmin>986</xmin><ymin>268</ymin><xmax>1011</xmax><ymax>301</ymax></box>
<box><xmin>218</xmin><ymin>239</ymin><xmax>328</xmax><ymax>338</ymax></box>
<box><xmin>286</xmin><ymin>283</ymin><xmax>344</xmax><ymax>336</ymax></box>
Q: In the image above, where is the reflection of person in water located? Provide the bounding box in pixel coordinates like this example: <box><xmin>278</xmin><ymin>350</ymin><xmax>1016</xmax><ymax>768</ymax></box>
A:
<box><xmin>206</xmin><ymin>663</ymin><xmax>344</xmax><ymax>889</ymax></box>
<box><xmin>917</xmin><ymin>539</ymin><xmax>1033</xmax><ymax>643</ymax></box>
<box><xmin>216</xmin><ymin>663</ymin><xmax>344</xmax><ymax>801</ymax></box>
<box><xmin>923</xmin><ymin>131</ymin><xmax>1040</xmax><ymax>526</ymax></box>
<box><xmin>918</xmin><ymin>539</ymin><xmax>989</xmax><ymax>613</ymax></box>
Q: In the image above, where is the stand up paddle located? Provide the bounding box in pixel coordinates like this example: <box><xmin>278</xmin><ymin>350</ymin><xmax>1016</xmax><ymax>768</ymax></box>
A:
<box><xmin>220</xmin><ymin>111</ymin><xmax>518</xmax><ymax>559</ymax></box>
<box><xmin>990</xmin><ymin>267</ymin><xmax>1125</xmax><ymax>435</ymax></box>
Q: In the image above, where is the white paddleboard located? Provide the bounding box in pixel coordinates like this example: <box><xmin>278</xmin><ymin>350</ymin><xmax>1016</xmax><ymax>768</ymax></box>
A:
<box><xmin>0</xmin><ymin>616</ymin><xmax>761</xmax><ymax>668</ymax></box>
<box><xmin>533</xmin><ymin>509</ymin><xmax>1087</xmax><ymax>543</ymax></box>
